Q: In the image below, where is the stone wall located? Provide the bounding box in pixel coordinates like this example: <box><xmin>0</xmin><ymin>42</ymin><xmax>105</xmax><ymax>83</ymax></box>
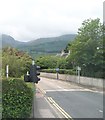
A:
<box><xmin>40</xmin><ymin>72</ymin><xmax>104</xmax><ymax>88</ymax></box>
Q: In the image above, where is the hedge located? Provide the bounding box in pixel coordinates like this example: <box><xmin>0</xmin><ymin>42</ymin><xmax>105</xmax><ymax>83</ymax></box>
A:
<box><xmin>41</xmin><ymin>69</ymin><xmax>75</xmax><ymax>75</ymax></box>
<box><xmin>2</xmin><ymin>78</ymin><xmax>33</xmax><ymax>118</ymax></box>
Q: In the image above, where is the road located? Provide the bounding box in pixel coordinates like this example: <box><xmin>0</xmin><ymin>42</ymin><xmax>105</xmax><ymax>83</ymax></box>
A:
<box><xmin>37</xmin><ymin>77</ymin><xmax>103</xmax><ymax>119</ymax></box>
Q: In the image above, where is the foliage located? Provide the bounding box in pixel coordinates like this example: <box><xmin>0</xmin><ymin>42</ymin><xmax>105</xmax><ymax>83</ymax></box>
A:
<box><xmin>35</xmin><ymin>18</ymin><xmax>104</xmax><ymax>79</ymax></box>
<box><xmin>18</xmin><ymin>34</ymin><xmax>76</xmax><ymax>56</ymax></box>
<box><xmin>2</xmin><ymin>47</ymin><xmax>32</xmax><ymax>77</ymax></box>
<box><xmin>64</xmin><ymin>42</ymin><xmax>72</xmax><ymax>53</ymax></box>
<box><xmin>35</xmin><ymin>54</ymin><xmax>70</xmax><ymax>70</ymax></box>
<box><xmin>41</xmin><ymin>69</ymin><xmax>75</xmax><ymax>75</ymax></box>
<box><xmin>66</xmin><ymin>18</ymin><xmax>104</xmax><ymax>78</ymax></box>
<box><xmin>35</xmin><ymin>55</ymin><xmax>58</xmax><ymax>69</ymax></box>
<box><xmin>2</xmin><ymin>78</ymin><xmax>33</xmax><ymax>118</ymax></box>
<box><xmin>56</xmin><ymin>58</ymin><xmax>67</xmax><ymax>69</ymax></box>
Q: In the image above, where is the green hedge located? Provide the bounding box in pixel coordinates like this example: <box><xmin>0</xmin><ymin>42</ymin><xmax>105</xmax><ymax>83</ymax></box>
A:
<box><xmin>41</xmin><ymin>69</ymin><xmax>75</xmax><ymax>75</ymax></box>
<box><xmin>2</xmin><ymin>78</ymin><xmax>33</xmax><ymax>118</ymax></box>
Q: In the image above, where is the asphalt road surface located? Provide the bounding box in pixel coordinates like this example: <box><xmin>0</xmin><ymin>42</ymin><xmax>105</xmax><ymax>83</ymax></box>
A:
<box><xmin>37</xmin><ymin>77</ymin><xmax>103</xmax><ymax>119</ymax></box>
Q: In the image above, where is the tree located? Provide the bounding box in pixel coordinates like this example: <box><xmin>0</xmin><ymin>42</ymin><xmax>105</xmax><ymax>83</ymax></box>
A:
<box><xmin>56</xmin><ymin>58</ymin><xmax>67</xmax><ymax>69</ymax></box>
<box><xmin>35</xmin><ymin>56</ymin><xmax>58</xmax><ymax>69</ymax></box>
<box><xmin>64</xmin><ymin>42</ymin><xmax>72</xmax><ymax>53</ymax></box>
<box><xmin>66</xmin><ymin>18</ymin><xmax>104</xmax><ymax>78</ymax></box>
<box><xmin>2</xmin><ymin>47</ymin><xmax>32</xmax><ymax>77</ymax></box>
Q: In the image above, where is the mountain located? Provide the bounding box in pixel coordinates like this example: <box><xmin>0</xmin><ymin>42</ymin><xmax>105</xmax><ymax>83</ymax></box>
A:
<box><xmin>18</xmin><ymin>34</ymin><xmax>76</xmax><ymax>54</ymax></box>
<box><xmin>1</xmin><ymin>34</ymin><xmax>76</xmax><ymax>56</ymax></box>
<box><xmin>1</xmin><ymin>34</ymin><xmax>25</xmax><ymax>47</ymax></box>
<box><xmin>27</xmin><ymin>34</ymin><xmax>76</xmax><ymax>45</ymax></box>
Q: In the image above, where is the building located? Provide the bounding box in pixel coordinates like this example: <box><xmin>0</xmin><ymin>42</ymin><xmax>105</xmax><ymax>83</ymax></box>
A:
<box><xmin>56</xmin><ymin>50</ymin><xmax>70</xmax><ymax>58</ymax></box>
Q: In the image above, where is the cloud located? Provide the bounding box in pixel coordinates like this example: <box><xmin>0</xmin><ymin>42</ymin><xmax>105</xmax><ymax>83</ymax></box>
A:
<box><xmin>0</xmin><ymin>0</ymin><xmax>104</xmax><ymax>41</ymax></box>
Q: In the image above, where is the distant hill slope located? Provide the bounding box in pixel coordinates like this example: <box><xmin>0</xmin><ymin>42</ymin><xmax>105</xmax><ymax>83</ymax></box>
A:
<box><xmin>1</xmin><ymin>34</ymin><xmax>25</xmax><ymax>47</ymax></box>
<box><xmin>27</xmin><ymin>34</ymin><xmax>76</xmax><ymax>45</ymax></box>
<box><xmin>2</xmin><ymin>34</ymin><xmax>76</xmax><ymax>55</ymax></box>
<box><xmin>18</xmin><ymin>34</ymin><xmax>76</xmax><ymax>54</ymax></box>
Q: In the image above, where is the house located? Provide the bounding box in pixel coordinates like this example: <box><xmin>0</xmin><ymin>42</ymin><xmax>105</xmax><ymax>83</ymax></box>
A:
<box><xmin>56</xmin><ymin>50</ymin><xmax>70</xmax><ymax>58</ymax></box>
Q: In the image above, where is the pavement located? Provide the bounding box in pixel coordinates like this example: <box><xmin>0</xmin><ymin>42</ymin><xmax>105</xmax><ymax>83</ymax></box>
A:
<box><xmin>31</xmin><ymin>86</ymin><xmax>64</xmax><ymax>118</ymax></box>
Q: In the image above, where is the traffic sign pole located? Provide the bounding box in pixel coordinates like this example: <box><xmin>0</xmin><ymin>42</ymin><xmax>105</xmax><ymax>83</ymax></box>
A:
<box><xmin>76</xmin><ymin>66</ymin><xmax>81</xmax><ymax>84</ymax></box>
<box><xmin>6</xmin><ymin>65</ymin><xmax>9</xmax><ymax>79</ymax></box>
<box><xmin>33</xmin><ymin>82</ymin><xmax>35</xmax><ymax>118</ymax></box>
<box><xmin>56</xmin><ymin>68</ymin><xmax>59</xmax><ymax>79</ymax></box>
<box><xmin>78</xmin><ymin>70</ymin><xmax>80</xmax><ymax>84</ymax></box>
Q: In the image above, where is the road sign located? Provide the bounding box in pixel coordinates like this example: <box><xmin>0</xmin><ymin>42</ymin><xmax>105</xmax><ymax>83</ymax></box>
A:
<box><xmin>77</xmin><ymin>66</ymin><xmax>81</xmax><ymax>71</ymax></box>
<box><xmin>56</xmin><ymin>68</ymin><xmax>59</xmax><ymax>72</ymax></box>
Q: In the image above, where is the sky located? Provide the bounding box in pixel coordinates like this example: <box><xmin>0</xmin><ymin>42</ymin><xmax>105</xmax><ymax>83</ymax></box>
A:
<box><xmin>0</xmin><ymin>0</ymin><xmax>104</xmax><ymax>42</ymax></box>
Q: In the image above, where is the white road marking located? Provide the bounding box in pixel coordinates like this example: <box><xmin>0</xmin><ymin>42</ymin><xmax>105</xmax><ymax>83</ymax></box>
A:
<box><xmin>45</xmin><ymin>88</ymin><xmax>92</xmax><ymax>92</ymax></box>
<box><xmin>57</xmin><ymin>86</ymin><xmax>62</xmax><ymax>88</ymax></box>
<box><xmin>45</xmin><ymin>88</ymin><xmax>103</xmax><ymax>93</ymax></box>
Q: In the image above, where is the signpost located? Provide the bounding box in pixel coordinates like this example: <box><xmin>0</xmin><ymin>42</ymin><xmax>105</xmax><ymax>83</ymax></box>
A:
<box><xmin>56</xmin><ymin>68</ymin><xmax>59</xmax><ymax>79</ymax></box>
<box><xmin>6</xmin><ymin>65</ymin><xmax>9</xmax><ymax>79</ymax></box>
<box><xmin>76</xmin><ymin>66</ymin><xmax>81</xmax><ymax>84</ymax></box>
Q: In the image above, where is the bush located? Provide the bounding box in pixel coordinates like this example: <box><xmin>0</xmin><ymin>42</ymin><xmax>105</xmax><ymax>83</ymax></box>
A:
<box><xmin>2</xmin><ymin>78</ymin><xmax>33</xmax><ymax>118</ymax></box>
<box><xmin>41</xmin><ymin>69</ymin><xmax>75</xmax><ymax>75</ymax></box>
<box><xmin>2</xmin><ymin>47</ymin><xmax>32</xmax><ymax>78</ymax></box>
<box><xmin>41</xmin><ymin>69</ymin><xmax>56</xmax><ymax>73</ymax></box>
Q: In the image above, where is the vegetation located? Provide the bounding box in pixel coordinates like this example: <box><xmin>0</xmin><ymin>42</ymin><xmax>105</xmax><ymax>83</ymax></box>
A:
<box><xmin>2</xmin><ymin>47</ymin><xmax>34</xmax><ymax>118</ymax></box>
<box><xmin>2</xmin><ymin>34</ymin><xmax>76</xmax><ymax>58</ymax></box>
<box><xmin>2</xmin><ymin>78</ymin><xmax>33</xmax><ymax>118</ymax></box>
<box><xmin>36</xmin><ymin>56</ymin><xmax>58</xmax><ymax>69</ymax></box>
<box><xmin>66</xmin><ymin>18</ymin><xmax>104</xmax><ymax>78</ymax></box>
<box><xmin>41</xmin><ymin>69</ymin><xmax>75</xmax><ymax>75</ymax></box>
<box><xmin>36</xmin><ymin>56</ymin><xmax>68</xmax><ymax>69</ymax></box>
<box><xmin>2</xmin><ymin>47</ymin><xmax>32</xmax><ymax>77</ymax></box>
<box><xmin>36</xmin><ymin>18</ymin><xmax>104</xmax><ymax>79</ymax></box>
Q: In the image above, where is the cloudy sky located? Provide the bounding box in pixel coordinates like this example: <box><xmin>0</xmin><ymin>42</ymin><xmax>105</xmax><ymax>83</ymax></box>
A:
<box><xmin>0</xmin><ymin>0</ymin><xmax>104</xmax><ymax>42</ymax></box>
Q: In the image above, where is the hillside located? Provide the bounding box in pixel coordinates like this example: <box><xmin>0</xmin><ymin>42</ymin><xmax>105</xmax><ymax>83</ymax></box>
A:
<box><xmin>2</xmin><ymin>34</ymin><xmax>76</xmax><ymax>56</ymax></box>
<box><xmin>27</xmin><ymin>34</ymin><xmax>75</xmax><ymax>45</ymax></box>
<box><xmin>18</xmin><ymin>34</ymin><xmax>76</xmax><ymax>55</ymax></box>
<box><xmin>1</xmin><ymin>34</ymin><xmax>25</xmax><ymax>47</ymax></box>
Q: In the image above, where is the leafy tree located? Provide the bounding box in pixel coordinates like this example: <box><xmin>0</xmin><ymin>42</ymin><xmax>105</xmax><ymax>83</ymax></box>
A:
<box><xmin>66</xmin><ymin>18</ymin><xmax>104</xmax><ymax>78</ymax></box>
<box><xmin>2</xmin><ymin>47</ymin><xmax>32</xmax><ymax>77</ymax></box>
<box><xmin>36</xmin><ymin>55</ymin><xmax>69</xmax><ymax>69</ymax></box>
<box><xmin>64</xmin><ymin>42</ymin><xmax>72</xmax><ymax>53</ymax></box>
<box><xmin>56</xmin><ymin>58</ymin><xmax>67</xmax><ymax>69</ymax></box>
<box><xmin>35</xmin><ymin>56</ymin><xmax>58</xmax><ymax>69</ymax></box>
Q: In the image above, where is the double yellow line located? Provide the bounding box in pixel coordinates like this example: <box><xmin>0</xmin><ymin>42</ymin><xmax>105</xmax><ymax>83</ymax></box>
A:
<box><xmin>37</xmin><ymin>85</ymin><xmax>73</xmax><ymax>119</ymax></box>
<box><xmin>48</xmin><ymin>97</ymin><xmax>73</xmax><ymax>120</ymax></box>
